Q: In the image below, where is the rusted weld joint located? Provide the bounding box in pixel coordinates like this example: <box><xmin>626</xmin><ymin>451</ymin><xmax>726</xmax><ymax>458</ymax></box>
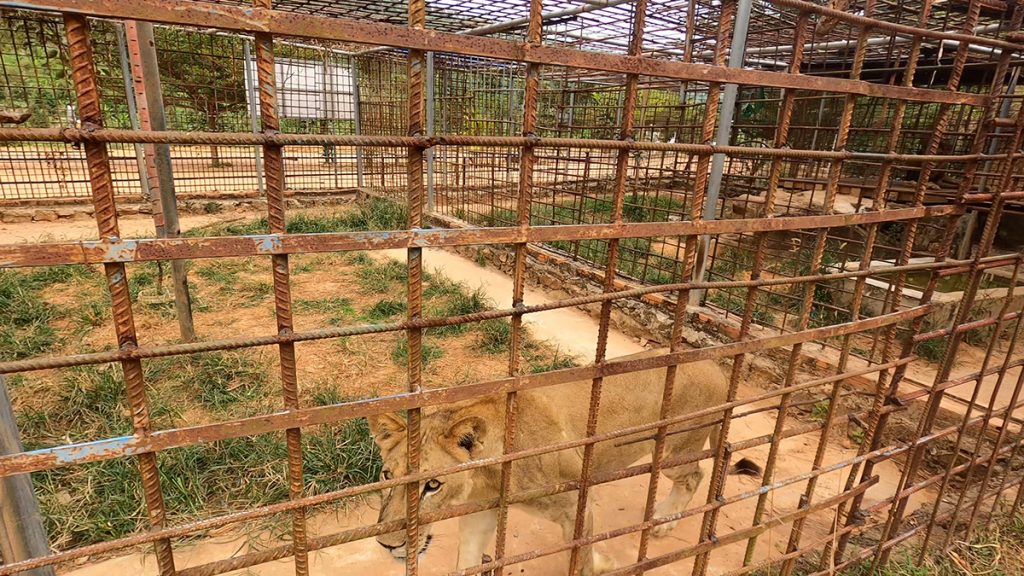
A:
<box><xmin>524</xmin><ymin>133</ymin><xmax>540</xmax><ymax>147</ymax></box>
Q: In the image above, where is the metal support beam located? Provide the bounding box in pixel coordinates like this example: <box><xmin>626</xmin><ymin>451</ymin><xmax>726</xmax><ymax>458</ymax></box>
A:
<box><xmin>350</xmin><ymin>57</ymin><xmax>364</xmax><ymax>189</ymax></box>
<box><xmin>243</xmin><ymin>38</ymin><xmax>266</xmax><ymax>196</ymax></box>
<box><xmin>690</xmin><ymin>0</ymin><xmax>753</xmax><ymax>306</ymax></box>
<box><xmin>0</xmin><ymin>376</ymin><xmax>55</xmax><ymax>576</ymax></box>
<box><xmin>115</xmin><ymin>23</ymin><xmax>151</xmax><ymax>205</ymax></box>
<box><xmin>125</xmin><ymin>21</ymin><xmax>196</xmax><ymax>342</ymax></box>
<box><xmin>426</xmin><ymin>51</ymin><xmax>435</xmax><ymax>212</ymax></box>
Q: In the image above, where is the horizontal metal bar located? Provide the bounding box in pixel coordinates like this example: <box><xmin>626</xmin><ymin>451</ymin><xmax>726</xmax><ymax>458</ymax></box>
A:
<box><xmin>0</xmin><ymin>305</ymin><xmax>928</xmax><ymax>478</ymax></box>
<box><xmin>0</xmin><ymin>0</ymin><xmax>997</xmax><ymax>106</ymax></box>
<box><xmin>0</xmin><ymin>128</ymin><xmax>1012</xmax><ymax>164</ymax></box>
<box><xmin>0</xmin><ymin>205</ymin><xmax>961</xmax><ymax>269</ymax></box>
<box><xmin>769</xmin><ymin>0</ymin><xmax>1022</xmax><ymax>50</ymax></box>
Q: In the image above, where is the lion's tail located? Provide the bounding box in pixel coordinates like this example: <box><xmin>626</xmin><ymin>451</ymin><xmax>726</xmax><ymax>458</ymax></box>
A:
<box><xmin>709</xmin><ymin>422</ymin><xmax>764</xmax><ymax>478</ymax></box>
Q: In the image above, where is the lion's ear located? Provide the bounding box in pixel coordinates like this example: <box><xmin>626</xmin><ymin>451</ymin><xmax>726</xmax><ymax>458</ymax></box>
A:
<box><xmin>368</xmin><ymin>412</ymin><xmax>407</xmax><ymax>445</ymax></box>
<box><xmin>446</xmin><ymin>416</ymin><xmax>487</xmax><ymax>458</ymax></box>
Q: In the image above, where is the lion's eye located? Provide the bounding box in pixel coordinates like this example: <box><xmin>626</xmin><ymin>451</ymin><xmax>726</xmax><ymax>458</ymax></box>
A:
<box><xmin>424</xmin><ymin>479</ymin><xmax>443</xmax><ymax>493</ymax></box>
<box><xmin>382</xmin><ymin>470</ymin><xmax>393</xmax><ymax>481</ymax></box>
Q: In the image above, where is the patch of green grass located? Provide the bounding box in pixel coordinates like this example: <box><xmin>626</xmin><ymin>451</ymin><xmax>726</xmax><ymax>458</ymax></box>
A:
<box><xmin>202</xmin><ymin>201</ymin><xmax>224</xmax><ymax>214</ymax></box>
<box><xmin>475</xmin><ymin>319</ymin><xmax>515</xmax><ymax>354</ymax></box>
<box><xmin>0</xmin><ymin>265</ymin><xmax>100</xmax><ymax>360</ymax></box>
<box><xmin>237</xmin><ymin>281</ymin><xmax>275</xmax><ymax>307</ymax></box>
<box><xmin>296</xmin><ymin>297</ymin><xmax>355</xmax><ymax>325</ymax></box>
<box><xmin>346</xmin><ymin>251</ymin><xmax>373</xmax><ymax>266</ymax></box>
<box><xmin>622</xmin><ymin>193</ymin><xmax>685</xmax><ymax>222</ymax></box>
<box><xmin>356</xmin><ymin>259</ymin><xmax>407</xmax><ymax>294</ymax></box>
<box><xmin>917</xmin><ymin>335</ymin><xmax>948</xmax><ymax>363</ymax></box>
<box><xmin>365</xmin><ymin>298</ymin><xmax>407</xmax><ymax>322</ymax></box>
<box><xmin>528</xmin><ymin>350</ymin><xmax>579</xmax><ymax>373</ymax></box>
<box><xmin>339</xmin><ymin>197</ymin><xmax>409</xmax><ymax>231</ymax></box>
<box><xmin>391</xmin><ymin>338</ymin><xmax>444</xmax><ymax>367</ymax></box>
<box><xmin>185</xmin><ymin>218</ymin><xmax>270</xmax><ymax>237</ymax></box>
<box><xmin>303</xmin><ymin>419</ymin><xmax>382</xmax><ymax>493</ymax></box>
<box><xmin>428</xmin><ymin>286</ymin><xmax>490</xmax><ymax>336</ymax></box>
<box><xmin>184</xmin><ymin>352</ymin><xmax>268</xmax><ymax>410</ymax></box>
<box><xmin>708</xmin><ymin>289</ymin><xmax>774</xmax><ymax>325</ymax></box>
<box><xmin>423</xmin><ymin>272</ymin><xmax>467</xmax><ymax>299</ymax></box>
<box><xmin>809</xmin><ymin>399</ymin><xmax>831</xmax><ymax>424</ymax></box>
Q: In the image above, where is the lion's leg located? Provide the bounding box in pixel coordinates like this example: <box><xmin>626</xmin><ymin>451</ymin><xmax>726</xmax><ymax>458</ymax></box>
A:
<box><xmin>457</xmin><ymin>509</ymin><xmax>497</xmax><ymax>570</ymax></box>
<box><xmin>651</xmin><ymin>462</ymin><xmax>704</xmax><ymax>537</ymax></box>
<box><xmin>539</xmin><ymin>498</ymin><xmax>612</xmax><ymax>576</ymax></box>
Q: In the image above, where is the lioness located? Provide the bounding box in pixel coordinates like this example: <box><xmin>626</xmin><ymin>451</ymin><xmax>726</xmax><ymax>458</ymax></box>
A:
<box><xmin>369</xmin><ymin>350</ymin><xmax>758</xmax><ymax>575</ymax></box>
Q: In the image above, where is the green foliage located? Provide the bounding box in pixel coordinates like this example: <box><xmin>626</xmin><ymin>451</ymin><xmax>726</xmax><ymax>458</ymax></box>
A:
<box><xmin>528</xmin><ymin>350</ymin><xmax>579</xmax><ymax>373</ymax></box>
<box><xmin>202</xmin><ymin>201</ymin><xmax>224</xmax><ymax>214</ymax></box>
<box><xmin>0</xmin><ymin>265</ymin><xmax>98</xmax><ymax>360</ymax></box>
<box><xmin>427</xmin><ymin>286</ymin><xmax>489</xmax><ymax>336</ymax></box>
<box><xmin>809</xmin><ymin>399</ymin><xmax>831</xmax><ymax>424</ymax></box>
<box><xmin>356</xmin><ymin>259</ymin><xmax>407</xmax><ymax>293</ymax></box>
<box><xmin>364</xmin><ymin>299</ymin><xmax>406</xmax><ymax>322</ymax></box>
<box><xmin>185</xmin><ymin>352</ymin><xmax>268</xmax><ymax>410</ymax></box>
<box><xmin>916</xmin><ymin>335</ymin><xmax>948</xmax><ymax>363</ymax></box>
<box><xmin>391</xmin><ymin>339</ymin><xmax>444</xmax><ymax>367</ymax></box>
<box><xmin>295</xmin><ymin>297</ymin><xmax>355</xmax><ymax>325</ymax></box>
<box><xmin>475</xmin><ymin>319</ymin><xmax>515</xmax><ymax>354</ymax></box>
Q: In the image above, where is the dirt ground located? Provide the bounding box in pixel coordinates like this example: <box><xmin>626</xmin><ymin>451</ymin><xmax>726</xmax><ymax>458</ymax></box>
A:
<box><xmin>4</xmin><ymin>211</ymin><xmax>936</xmax><ymax>575</ymax></box>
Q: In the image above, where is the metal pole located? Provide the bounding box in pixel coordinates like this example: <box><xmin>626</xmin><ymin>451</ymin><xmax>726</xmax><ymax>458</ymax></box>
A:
<box><xmin>0</xmin><ymin>375</ymin><xmax>56</xmax><ymax>576</ymax></box>
<box><xmin>115</xmin><ymin>23</ymin><xmax>150</xmax><ymax>203</ymax></box>
<box><xmin>243</xmin><ymin>39</ymin><xmax>266</xmax><ymax>196</ymax></box>
<box><xmin>690</xmin><ymin>0</ymin><xmax>753</xmax><ymax>306</ymax></box>
<box><xmin>350</xmin><ymin>57</ymin><xmax>364</xmax><ymax>189</ymax></box>
<box><xmin>126</xmin><ymin>21</ymin><xmax>196</xmax><ymax>342</ymax></box>
<box><xmin>426</xmin><ymin>52</ymin><xmax>435</xmax><ymax>212</ymax></box>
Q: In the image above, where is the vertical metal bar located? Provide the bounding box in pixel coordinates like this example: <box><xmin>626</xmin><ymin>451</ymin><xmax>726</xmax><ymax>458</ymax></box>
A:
<box><xmin>62</xmin><ymin>13</ymin><xmax>176</xmax><ymax>576</ymax></box>
<box><xmin>689</xmin><ymin>0</ymin><xmax>753</xmax><ymax>307</ymax></box>
<box><xmin>125</xmin><ymin>21</ymin><xmax>196</xmax><ymax>343</ymax></box>
<box><xmin>635</xmin><ymin>0</ymin><xmax>710</xmax><ymax>563</ymax></box>
<box><xmin>426</xmin><ymin>52</ymin><xmax>435</xmax><ymax>213</ymax></box>
<box><xmin>0</xmin><ymin>375</ymin><xmax>55</xmax><ymax>576</ymax></box>
<box><xmin>693</xmin><ymin>7</ymin><xmax>800</xmax><ymax>576</ymax></box>
<box><xmin>114</xmin><ymin>23</ymin><xmax>150</xmax><ymax>206</ymax></box>
<box><xmin>243</xmin><ymin>38</ymin><xmax>265</xmax><ymax>197</ymax></box>
<box><xmin>943</xmin><ymin>257</ymin><xmax>1024</xmax><ymax>551</ymax></box>
<box><xmin>938</xmin><ymin>108</ymin><xmax>1024</xmax><ymax>551</ymax></box>
<box><xmin>494</xmin><ymin>0</ymin><xmax>542</xmax><ymax>567</ymax></box>
<box><xmin>772</xmin><ymin>6</ymin><xmax>876</xmax><ymax>571</ymax></box>
<box><xmin>351</xmin><ymin>57</ymin><xmax>365</xmax><ymax>190</ymax></box>
<box><xmin>816</xmin><ymin>6</ymin><xmax>940</xmax><ymax>568</ymax></box>
<box><xmin>853</xmin><ymin>1</ymin><xmax>1002</xmax><ymax>568</ymax></box>
<box><xmin>566</xmin><ymin>1</ymin><xmax>647</xmax><ymax>572</ymax></box>
<box><xmin>405</xmin><ymin>0</ymin><xmax>428</xmax><ymax>572</ymax></box>
<box><xmin>250</xmin><ymin>4</ymin><xmax>309</xmax><ymax>574</ymax></box>
<box><xmin>741</xmin><ymin>7</ymin><xmax>811</xmax><ymax>565</ymax></box>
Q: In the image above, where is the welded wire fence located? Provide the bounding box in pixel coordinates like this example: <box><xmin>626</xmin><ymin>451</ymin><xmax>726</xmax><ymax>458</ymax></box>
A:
<box><xmin>0</xmin><ymin>0</ymin><xmax>1023</xmax><ymax>576</ymax></box>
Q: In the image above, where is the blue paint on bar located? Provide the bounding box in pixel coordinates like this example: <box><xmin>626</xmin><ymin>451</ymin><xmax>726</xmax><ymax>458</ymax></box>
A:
<box><xmin>104</xmin><ymin>239</ymin><xmax>139</xmax><ymax>262</ymax></box>
<box><xmin>252</xmin><ymin>235</ymin><xmax>282</xmax><ymax>253</ymax></box>
<box><xmin>51</xmin><ymin>436</ymin><xmax>140</xmax><ymax>465</ymax></box>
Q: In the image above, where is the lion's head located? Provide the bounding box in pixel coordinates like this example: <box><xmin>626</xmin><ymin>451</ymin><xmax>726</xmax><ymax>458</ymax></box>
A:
<box><xmin>368</xmin><ymin>398</ymin><xmax>500</xmax><ymax>560</ymax></box>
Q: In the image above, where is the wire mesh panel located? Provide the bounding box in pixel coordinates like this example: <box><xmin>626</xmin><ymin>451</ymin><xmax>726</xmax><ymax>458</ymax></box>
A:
<box><xmin>0</xmin><ymin>1</ymin><xmax>1023</xmax><ymax>576</ymax></box>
